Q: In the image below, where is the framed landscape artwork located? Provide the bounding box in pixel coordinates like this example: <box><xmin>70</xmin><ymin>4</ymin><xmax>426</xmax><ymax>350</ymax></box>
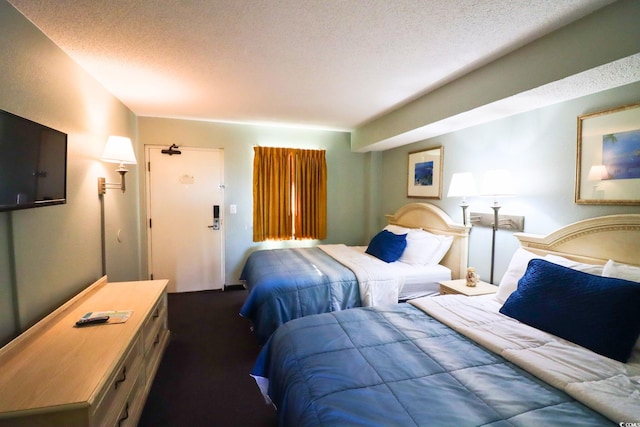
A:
<box><xmin>575</xmin><ymin>103</ymin><xmax>640</xmax><ymax>205</ymax></box>
<box><xmin>407</xmin><ymin>146</ymin><xmax>443</xmax><ymax>199</ymax></box>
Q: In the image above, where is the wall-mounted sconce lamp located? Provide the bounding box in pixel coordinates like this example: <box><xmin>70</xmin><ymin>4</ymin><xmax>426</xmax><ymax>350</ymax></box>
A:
<box><xmin>447</xmin><ymin>172</ymin><xmax>477</xmax><ymax>226</ymax></box>
<box><xmin>98</xmin><ymin>136</ymin><xmax>137</xmax><ymax>195</ymax></box>
<box><xmin>477</xmin><ymin>170</ymin><xmax>517</xmax><ymax>284</ymax></box>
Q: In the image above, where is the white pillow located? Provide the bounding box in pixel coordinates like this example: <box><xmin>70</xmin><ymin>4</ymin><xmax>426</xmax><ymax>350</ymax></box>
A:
<box><xmin>602</xmin><ymin>259</ymin><xmax>640</xmax><ymax>282</ymax></box>
<box><xmin>398</xmin><ymin>230</ymin><xmax>439</xmax><ymax>265</ymax></box>
<box><xmin>496</xmin><ymin>248</ymin><xmax>542</xmax><ymax>304</ymax></box>
<box><xmin>428</xmin><ymin>233</ymin><xmax>454</xmax><ymax>265</ymax></box>
<box><xmin>543</xmin><ymin>254</ymin><xmax>604</xmax><ymax>276</ymax></box>
<box><xmin>387</xmin><ymin>228</ymin><xmax>453</xmax><ymax>266</ymax></box>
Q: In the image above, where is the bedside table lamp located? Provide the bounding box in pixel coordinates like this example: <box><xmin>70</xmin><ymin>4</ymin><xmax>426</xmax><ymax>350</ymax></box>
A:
<box><xmin>481</xmin><ymin>170</ymin><xmax>515</xmax><ymax>284</ymax></box>
<box><xmin>447</xmin><ymin>172</ymin><xmax>477</xmax><ymax>225</ymax></box>
<box><xmin>98</xmin><ymin>136</ymin><xmax>137</xmax><ymax>195</ymax></box>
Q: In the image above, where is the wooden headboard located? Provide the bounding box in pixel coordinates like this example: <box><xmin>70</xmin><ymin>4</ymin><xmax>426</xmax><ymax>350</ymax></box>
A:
<box><xmin>385</xmin><ymin>203</ymin><xmax>470</xmax><ymax>280</ymax></box>
<box><xmin>514</xmin><ymin>214</ymin><xmax>640</xmax><ymax>266</ymax></box>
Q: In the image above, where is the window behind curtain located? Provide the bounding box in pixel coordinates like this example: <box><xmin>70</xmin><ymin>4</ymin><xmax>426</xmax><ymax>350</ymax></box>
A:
<box><xmin>252</xmin><ymin>146</ymin><xmax>326</xmax><ymax>241</ymax></box>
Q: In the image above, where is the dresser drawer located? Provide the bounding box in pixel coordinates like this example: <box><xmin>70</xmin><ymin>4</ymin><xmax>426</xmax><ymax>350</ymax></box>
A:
<box><xmin>143</xmin><ymin>294</ymin><xmax>167</xmax><ymax>353</ymax></box>
<box><xmin>92</xmin><ymin>335</ymin><xmax>144</xmax><ymax>427</ymax></box>
<box><xmin>143</xmin><ymin>294</ymin><xmax>169</xmax><ymax>383</ymax></box>
<box><xmin>114</xmin><ymin>370</ymin><xmax>146</xmax><ymax>427</ymax></box>
<box><xmin>0</xmin><ymin>278</ymin><xmax>169</xmax><ymax>427</ymax></box>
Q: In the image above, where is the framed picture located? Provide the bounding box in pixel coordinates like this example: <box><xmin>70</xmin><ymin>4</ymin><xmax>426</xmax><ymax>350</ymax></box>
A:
<box><xmin>407</xmin><ymin>146</ymin><xmax>443</xmax><ymax>198</ymax></box>
<box><xmin>575</xmin><ymin>103</ymin><xmax>640</xmax><ymax>205</ymax></box>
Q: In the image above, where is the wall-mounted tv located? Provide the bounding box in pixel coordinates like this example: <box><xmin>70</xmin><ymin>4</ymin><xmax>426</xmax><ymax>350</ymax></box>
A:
<box><xmin>0</xmin><ymin>109</ymin><xmax>67</xmax><ymax>212</ymax></box>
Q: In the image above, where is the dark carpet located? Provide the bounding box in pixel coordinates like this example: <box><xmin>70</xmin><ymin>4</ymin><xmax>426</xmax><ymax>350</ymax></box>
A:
<box><xmin>138</xmin><ymin>289</ymin><xmax>278</xmax><ymax>427</ymax></box>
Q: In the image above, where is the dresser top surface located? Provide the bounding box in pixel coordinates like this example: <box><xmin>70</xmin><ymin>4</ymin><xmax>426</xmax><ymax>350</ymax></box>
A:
<box><xmin>0</xmin><ymin>279</ymin><xmax>167</xmax><ymax>414</ymax></box>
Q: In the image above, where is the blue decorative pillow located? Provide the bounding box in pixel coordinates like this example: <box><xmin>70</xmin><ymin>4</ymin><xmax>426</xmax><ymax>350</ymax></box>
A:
<box><xmin>499</xmin><ymin>259</ymin><xmax>640</xmax><ymax>363</ymax></box>
<box><xmin>365</xmin><ymin>230</ymin><xmax>407</xmax><ymax>263</ymax></box>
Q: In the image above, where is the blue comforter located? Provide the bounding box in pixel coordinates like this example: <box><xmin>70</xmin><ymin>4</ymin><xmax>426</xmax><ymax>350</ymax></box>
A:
<box><xmin>240</xmin><ymin>248</ymin><xmax>361</xmax><ymax>344</ymax></box>
<box><xmin>252</xmin><ymin>304</ymin><xmax>613</xmax><ymax>427</ymax></box>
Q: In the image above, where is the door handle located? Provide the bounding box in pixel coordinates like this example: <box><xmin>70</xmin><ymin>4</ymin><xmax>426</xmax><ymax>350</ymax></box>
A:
<box><xmin>210</xmin><ymin>205</ymin><xmax>220</xmax><ymax>230</ymax></box>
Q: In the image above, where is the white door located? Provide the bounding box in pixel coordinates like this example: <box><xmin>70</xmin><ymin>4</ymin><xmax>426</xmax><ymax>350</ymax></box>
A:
<box><xmin>146</xmin><ymin>146</ymin><xmax>224</xmax><ymax>293</ymax></box>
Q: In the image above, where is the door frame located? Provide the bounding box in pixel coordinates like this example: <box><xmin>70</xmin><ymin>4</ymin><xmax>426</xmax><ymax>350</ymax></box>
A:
<box><xmin>144</xmin><ymin>145</ymin><xmax>225</xmax><ymax>288</ymax></box>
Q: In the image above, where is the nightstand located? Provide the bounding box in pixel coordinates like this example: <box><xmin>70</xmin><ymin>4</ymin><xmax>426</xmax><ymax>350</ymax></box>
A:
<box><xmin>439</xmin><ymin>279</ymin><xmax>497</xmax><ymax>296</ymax></box>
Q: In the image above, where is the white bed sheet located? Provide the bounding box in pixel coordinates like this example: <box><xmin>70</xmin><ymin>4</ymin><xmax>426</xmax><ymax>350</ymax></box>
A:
<box><xmin>319</xmin><ymin>244</ymin><xmax>451</xmax><ymax>305</ymax></box>
<box><xmin>348</xmin><ymin>245</ymin><xmax>450</xmax><ymax>299</ymax></box>
<box><xmin>409</xmin><ymin>294</ymin><xmax>640</xmax><ymax>423</ymax></box>
<box><xmin>398</xmin><ymin>263</ymin><xmax>450</xmax><ymax>299</ymax></box>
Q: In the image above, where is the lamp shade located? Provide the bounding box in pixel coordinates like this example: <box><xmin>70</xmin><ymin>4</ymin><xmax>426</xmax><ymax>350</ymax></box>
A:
<box><xmin>480</xmin><ymin>169</ymin><xmax>515</xmax><ymax>197</ymax></box>
<box><xmin>447</xmin><ymin>172</ymin><xmax>477</xmax><ymax>198</ymax></box>
<box><xmin>101</xmin><ymin>136</ymin><xmax>137</xmax><ymax>165</ymax></box>
<box><xmin>588</xmin><ymin>164</ymin><xmax>609</xmax><ymax>181</ymax></box>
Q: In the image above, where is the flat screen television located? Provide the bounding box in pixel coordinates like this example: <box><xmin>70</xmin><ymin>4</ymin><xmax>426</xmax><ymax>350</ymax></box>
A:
<box><xmin>0</xmin><ymin>109</ymin><xmax>67</xmax><ymax>212</ymax></box>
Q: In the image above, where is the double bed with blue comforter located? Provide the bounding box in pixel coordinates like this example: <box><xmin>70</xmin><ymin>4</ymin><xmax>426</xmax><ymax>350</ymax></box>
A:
<box><xmin>240</xmin><ymin>203</ymin><xmax>471</xmax><ymax>344</ymax></box>
<box><xmin>240</xmin><ymin>243</ymin><xmax>454</xmax><ymax>344</ymax></box>
<box><xmin>239</xmin><ymin>247</ymin><xmax>361</xmax><ymax>344</ymax></box>
<box><xmin>252</xmin><ymin>303</ymin><xmax>614</xmax><ymax>427</ymax></box>
<box><xmin>251</xmin><ymin>214</ymin><xmax>640</xmax><ymax>426</ymax></box>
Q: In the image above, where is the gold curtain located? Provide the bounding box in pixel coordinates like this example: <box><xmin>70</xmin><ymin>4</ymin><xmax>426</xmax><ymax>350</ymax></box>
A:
<box><xmin>253</xmin><ymin>146</ymin><xmax>292</xmax><ymax>241</ymax></box>
<box><xmin>293</xmin><ymin>149</ymin><xmax>327</xmax><ymax>240</ymax></box>
<box><xmin>252</xmin><ymin>146</ymin><xmax>326</xmax><ymax>241</ymax></box>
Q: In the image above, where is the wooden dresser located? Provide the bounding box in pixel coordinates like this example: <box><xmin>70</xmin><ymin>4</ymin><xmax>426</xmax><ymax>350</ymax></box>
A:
<box><xmin>0</xmin><ymin>276</ymin><xmax>169</xmax><ymax>427</ymax></box>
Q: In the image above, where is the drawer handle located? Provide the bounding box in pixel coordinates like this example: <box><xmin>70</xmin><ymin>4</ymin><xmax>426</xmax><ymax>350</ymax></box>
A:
<box><xmin>114</xmin><ymin>366</ymin><xmax>127</xmax><ymax>390</ymax></box>
<box><xmin>118</xmin><ymin>402</ymin><xmax>130</xmax><ymax>427</ymax></box>
<box><xmin>152</xmin><ymin>308</ymin><xmax>160</xmax><ymax>319</ymax></box>
<box><xmin>153</xmin><ymin>332</ymin><xmax>160</xmax><ymax>346</ymax></box>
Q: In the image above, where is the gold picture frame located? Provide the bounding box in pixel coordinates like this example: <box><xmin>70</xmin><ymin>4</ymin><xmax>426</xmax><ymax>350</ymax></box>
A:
<box><xmin>575</xmin><ymin>103</ymin><xmax>640</xmax><ymax>205</ymax></box>
<box><xmin>407</xmin><ymin>146</ymin><xmax>443</xmax><ymax>199</ymax></box>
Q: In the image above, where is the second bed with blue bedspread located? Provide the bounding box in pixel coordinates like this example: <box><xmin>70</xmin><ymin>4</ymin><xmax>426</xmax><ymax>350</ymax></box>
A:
<box><xmin>239</xmin><ymin>247</ymin><xmax>361</xmax><ymax>344</ymax></box>
<box><xmin>252</xmin><ymin>303</ymin><xmax>614</xmax><ymax>427</ymax></box>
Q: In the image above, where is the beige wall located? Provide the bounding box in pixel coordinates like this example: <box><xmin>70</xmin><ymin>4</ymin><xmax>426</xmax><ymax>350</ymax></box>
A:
<box><xmin>0</xmin><ymin>1</ymin><xmax>139</xmax><ymax>343</ymax></box>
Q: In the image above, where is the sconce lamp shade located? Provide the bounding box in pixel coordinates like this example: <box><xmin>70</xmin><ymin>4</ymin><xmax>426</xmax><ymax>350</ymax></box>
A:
<box><xmin>101</xmin><ymin>136</ymin><xmax>137</xmax><ymax>165</ymax></box>
<box><xmin>98</xmin><ymin>136</ymin><xmax>136</xmax><ymax>195</ymax></box>
<box><xmin>480</xmin><ymin>169</ymin><xmax>515</xmax><ymax>199</ymax></box>
<box><xmin>447</xmin><ymin>172</ymin><xmax>477</xmax><ymax>198</ymax></box>
<box><xmin>588</xmin><ymin>164</ymin><xmax>609</xmax><ymax>181</ymax></box>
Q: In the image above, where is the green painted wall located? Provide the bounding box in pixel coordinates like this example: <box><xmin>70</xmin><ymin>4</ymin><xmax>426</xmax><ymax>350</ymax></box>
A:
<box><xmin>1</xmin><ymin>0</ymin><xmax>639</xmax><ymax>349</ymax></box>
<box><xmin>353</xmin><ymin>0</ymin><xmax>640</xmax><ymax>151</ymax></box>
<box><xmin>138</xmin><ymin>118</ymin><xmax>371</xmax><ymax>285</ymax></box>
<box><xmin>378</xmin><ymin>82</ymin><xmax>640</xmax><ymax>284</ymax></box>
<box><xmin>0</xmin><ymin>1</ymin><xmax>139</xmax><ymax>344</ymax></box>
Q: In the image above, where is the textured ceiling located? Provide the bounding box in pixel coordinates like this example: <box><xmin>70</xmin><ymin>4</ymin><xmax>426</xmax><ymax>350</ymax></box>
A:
<box><xmin>8</xmin><ymin>0</ymin><xmax>621</xmax><ymax>133</ymax></box>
